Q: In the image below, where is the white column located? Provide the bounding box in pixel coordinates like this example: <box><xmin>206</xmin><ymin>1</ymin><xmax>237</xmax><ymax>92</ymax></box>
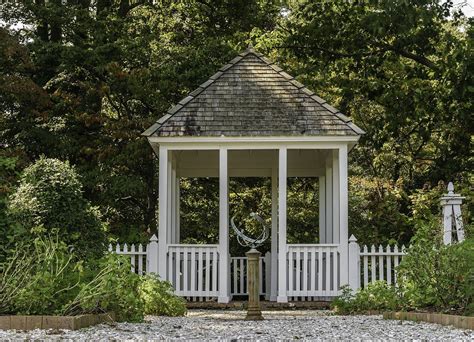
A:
<box><xmin>332</xmin><ymin>150</ymin><xmax>340</xmax><ymax>243</ymax></box>
<box><xmin>319</xmin><ymin>176</ymin><xmax>326</xmax><ymax>243</ymax></box>
<box><xmin>339</xmin><ymin>144</ymin><xmax>349</xmax><ymax>286</ymax></box>
<box><xmin>170</xmin><ymin>157</ymin><xmax>176</xmax><ymax>244</ymax></box>
<box><xmin>175</xmin><ymin>175</ymin><xmax>180</xmax><ymax>243</ymax></box>
<box><xmin>270</xmin><ymin>161</ymin><xmax>278</xmax><ymax>302</ymax></box>
<box><xmin>158</xmin><ymin>146</ymin><xmax>168</xmax><ymax>280</ymax></box>
<box><xmin>218</xmin><ymin>147</ymin><xmax>230</xmax><ymax>303</ymax></box>
<box><xmin>167</xmin><ymin>155</ymin><xmax>173</xmax><ymax>246</ymax></box>
<box><xmin>325</xmin><ymin>161</ymin><xmax>333</xmax><ymax>243</ymax></box>
<box><xmin>277</xmin><ymin>147</ymin><xmax>288</xmax><ymax>303</ymax></box>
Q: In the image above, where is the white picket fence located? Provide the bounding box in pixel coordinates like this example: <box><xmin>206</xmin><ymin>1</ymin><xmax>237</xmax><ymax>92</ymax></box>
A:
<box><xmin>167</xmin><ymin>244</ymin><xmax>219</xmax><ymax>298</ymax></box>
<box><xmin>287</xmin><ymin>244</ymin><xmax>340</xmax><ymax>298</ymax></box>
<box><xmin>110</xmin><ymin>235</ymin><xmax>408</xmax><ymax>300</ymax></box>
<box><xmin>360</xmin><ymin>244</ymin><xmax>406</xmax><ymax>287</ymax></box>
<box><xmin>108</xmin><ymin>242</ymin><xmax>148</xmax><ymax>274</ymax></box>
<box><xmin>230</xmin><ymin>254</ymin><xmax>270</xmax><ymax>296</ymax></box>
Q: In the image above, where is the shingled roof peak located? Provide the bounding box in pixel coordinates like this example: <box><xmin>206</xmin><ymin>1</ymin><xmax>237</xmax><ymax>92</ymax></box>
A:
<box><xmin>142</xmin><ymin>48</ymin><xmax>365</xmax><ymax>137</ymax></box>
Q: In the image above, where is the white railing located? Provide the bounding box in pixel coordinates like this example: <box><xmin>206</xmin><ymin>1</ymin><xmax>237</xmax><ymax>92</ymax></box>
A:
<box><xmin>110</xmin><ymin>234</ymin><xmax>410</xmax><ymax>300</ymax></box>
<box><xmin>287</xmin><ymin>244</ymin><xmax>340</xmax><ymax>298</ymax></box>
<box><xmin>167</xmin><ymin>244</ymin><xmax>219</xmax><ymax>298</ymax></box>
<box><xmin>230</xmin><ymin>253</ymin><xmax>270</xmax><ymax>296</ymax></box>
<box><xmin>109</xmin><ymin>242</ymin><xmax>147</xmax><ymax>275</ymax></box>
<box><xmin>360</xmin><ymin>244</ymin><xmax>406</xmax><ymax>287</ymax></box>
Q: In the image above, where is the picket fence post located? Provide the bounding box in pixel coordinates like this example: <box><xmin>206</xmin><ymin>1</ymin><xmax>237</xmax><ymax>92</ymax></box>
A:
<box><xmin>348</xmin><ymin>234</ymin><xmax>360</xmax><ymax>291</ymax></box>
<box><xmin>147</xmin><ymin>234</ymin><xmax>159</xmax><ymax>275</ymax></box>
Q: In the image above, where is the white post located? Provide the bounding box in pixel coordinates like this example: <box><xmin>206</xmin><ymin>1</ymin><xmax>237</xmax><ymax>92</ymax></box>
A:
<box><xmin>339</xmin><ymin>145</ymin><xmax>349</xmax><ymax>286</ymax></box>
<box><xmin>325</xmin><ymin>160</ymin><xmax>333</xmax><ymax>243</ymax></box>
<box><xmin>158</xmin><ymin>146</ymin><xmax>168</xmax><ymax>279</ymax></box>
<box><xmin>175</xmin><ymin>175</ymin><xmax>180</xmax><ymax>243</ymax></box>
<box><xmin>167</xmin><ymin>154</ymin><xmax>173</xmax><ymax>246</ymax></box>
<box><xmin>277</xmin><ymin>147</ymin><xmax>288</xmax><ymax>303</ymax></box>
<box><xmin>440</xmin><ymin>182</ymin><xmax>465</xmax><ymax>244</ymax></box>
<box><xmin>270</xmin><ymin>163</ymin><xmax>278</xmax><ymax>301</ymax></box>
<box><xmin>332</xmin><ymin>150</ymin><xmax>340</xmax><ymax>243</ymax></box>
<box><xmin>170</xmin><ymin>157</ymin><xmax>176</xmax><ymax>243</ymax></box>
<box><xmin>348</xmin><ymin>234</ymin><xmax>359</xmax><ymax>291</ymax></box>
<box><xmin>147</xmin><ymin>234</ymin><xmax>159</xmax><ymax>274</ymax></box>
<box><xmin>218</xmin><ymin>147</ymin><xmax>230</xmax><ymax>303</ymax></box>
<box><xmin>319</xmin><ymin>176</ymin><xmax>326</xmax><ymax>243</ymax></box>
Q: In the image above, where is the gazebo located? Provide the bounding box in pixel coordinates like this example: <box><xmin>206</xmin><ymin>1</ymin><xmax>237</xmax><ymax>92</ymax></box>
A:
<box><xmin>142</xmin><ymin>47</ymin><xmax>364</xmax><ymax>303</ymax></box>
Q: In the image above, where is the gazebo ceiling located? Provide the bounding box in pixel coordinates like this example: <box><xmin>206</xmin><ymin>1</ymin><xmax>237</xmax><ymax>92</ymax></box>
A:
<box><xmin>142</xmin><ymin>47</ymin><xmax>365</xmax><ymax>138</ymax></box>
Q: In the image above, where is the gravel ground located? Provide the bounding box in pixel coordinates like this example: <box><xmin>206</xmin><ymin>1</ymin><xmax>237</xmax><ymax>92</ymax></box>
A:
<box><xmin>0</xmin><ymin>310</ymin><xmax>472</xmax><ymax>341</ymax></box>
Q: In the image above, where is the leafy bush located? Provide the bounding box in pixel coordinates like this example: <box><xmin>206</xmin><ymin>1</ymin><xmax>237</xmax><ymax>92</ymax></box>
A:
<box><xmin>0</xmin><ymin>234</ymin><xmax>187</xmax><ymax>321</ymax></box>
<box><xmin>333</xmin><ymin>217</ymin><xmax>473</xmax><ymax>316</ymax></box>
<box><xmin>64</xmin><ymin>254</ymin><xmax>144</xmax><ymax>322</ymax></box>
<box><xmin>332</xmin><ymin>282</ymin><xmax>401</xmax><ymax>314</ymax></box>
<box><xmin>0</xmin><ymin>234</ymin><xmax>82</xmax><ymax>315</ymax></box>
<box><xmin>139</xmin><ymin>274</ymin><xmax>187</xmax><ymax>317</ymax></box>
<box><xmin>397</xmin><ymin>218</ymin><xmax>473</xmax><ymax>315</ymax></box>
<box><xmin>8</xmin><ymin>157</ymin><xmax>106</xmax><ymax>258</ymax></box>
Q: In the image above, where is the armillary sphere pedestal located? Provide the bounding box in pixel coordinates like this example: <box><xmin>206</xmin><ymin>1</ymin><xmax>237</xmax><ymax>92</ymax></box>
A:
<box><xmin>245</xmin><ymin>248</ymin><xmax>264</xmax><ymax>320</ymax></box>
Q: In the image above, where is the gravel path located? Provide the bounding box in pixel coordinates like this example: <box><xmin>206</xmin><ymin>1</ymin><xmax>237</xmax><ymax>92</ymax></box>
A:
<box><xmin>0</xmin><ymin>310</ymin><xmax>472</xmax><ymax>341</ymax></box>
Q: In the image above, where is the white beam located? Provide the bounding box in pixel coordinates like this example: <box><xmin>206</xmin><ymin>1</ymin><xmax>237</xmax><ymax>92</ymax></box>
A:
<box><xmin>177</xmin><ymin>168</ymin><xmax>325</xmax><ymax>178</ymax></box>
<box><xmin>218</xmin><ymin>147</ymin><xmax>230</xmax><ymax>303</ymax></box>
<box><xmin>339</xmin><ymin>144</ymin><xmax>349</xmax><ymax>286</ymax></box>
<box><xmin>277</xmin><ymin>147</ymin><xmax>288</xmax><ymax>303</ymax></box>
<box><xmin>270</xmin><ymin>158</ymin><xmax>278</xmax><ymax>302</ymax></box>
<box><xmin>167</xmin><ymin>155</ymin><xmax>173</xmax><ymax>245</ymax></box>
<box><xmin>158</xmin><ymin>146</ymin><xmax>168</xmax><ymax>280</ymax></box>
<box><xmin>319</xmin><ymin>176</ymin><xmax>326</xmax><ymax>243</ymax></box>
<box><xmin>148</xmin><ymin>135</ymin><xmax>360</xmax><ymax>144</ymax></box>
<box><xmin>155</xmin><ymin>141</ymin><xmax>353</xmax><ymax>151</ymax></box>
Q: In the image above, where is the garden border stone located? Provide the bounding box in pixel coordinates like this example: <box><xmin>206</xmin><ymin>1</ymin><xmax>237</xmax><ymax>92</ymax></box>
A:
<box><xmin>383</xmin><ymin>311</ymin><xmax>473</xmax><ymax>330</ymax></box>
<box><xmin>0</xmin><ymin>313</ymin><xmax>114</xmax><ymax>331</ymax></box>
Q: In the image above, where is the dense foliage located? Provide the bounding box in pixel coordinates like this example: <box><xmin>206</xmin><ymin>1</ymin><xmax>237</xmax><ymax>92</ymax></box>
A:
<box><xmin>139</xmin><ymin>274</ymin><xmax>187</xmax><ymax>317</ymax></box>
<box><xmin>64</xmin><ymin>253</ymin><xmax>145</xmax><ymax>322</ymax></box>
<box><xmin>397</xmin><ymin>218</ymin><xmax>473</xmax><ymax>314</ymax></box>
<box><xmin>0</xmin><ymin>235</ymin><xmax>82</xmax><ymax>315</ymax></box>
<box><xmin>7</xmin><ymin>158</ymin><xmax>106</xmax><ymax>258</ymax></box>
<box><xmin>332</xmin><ymin>219</ymin><xmax>474</xmax><ymax>316</ymax></box>
<box><xmin>332</xmin><ymin>282</ymin><xmax>401</xmax><ymax>315</ymax></box>
<box><xmin>0</xmin><ymin>235</ymin><xmax>185</xmax><ymax>321</ymax></box>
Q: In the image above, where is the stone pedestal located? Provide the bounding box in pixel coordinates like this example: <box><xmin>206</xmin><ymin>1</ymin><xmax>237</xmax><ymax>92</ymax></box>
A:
<box><xmin>245</xmin><ymin>248</ymin><xmax>264</xmax><ymax>320</ymax></box>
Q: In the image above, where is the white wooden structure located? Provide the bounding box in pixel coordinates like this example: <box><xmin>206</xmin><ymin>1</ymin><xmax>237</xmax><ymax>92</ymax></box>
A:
<box><xmin>141</xmin><ymin>47</ymin><xmax>365</xmax><ymax>302</ymax></box>
<box><xmin>440</xmin><ymin>182</ymin><xmax>465</xmax><ymax>244</ymax></box>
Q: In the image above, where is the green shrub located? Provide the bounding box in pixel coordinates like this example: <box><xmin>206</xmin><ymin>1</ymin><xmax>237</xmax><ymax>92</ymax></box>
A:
<box><xmin>397</xmin><ymin>218</ymin><xmax>473</xmax><ymax>315</ymax></box>
<box><xmin>332</xmin><ymin>282</ymin><xmax>401</xmax><ymax>314</ymax></box>
<box><xmin>64</xmin><ymin>254</ymin><xmax>144</xmax><ymax>322</ymax></box>
<box><xmin>0</xmin><ymin>234</ymin><xmax>83</xmax><ymax>315</ymax></box>
<box><xmin>8</xmin><ymin>157</ymin><xmax>106</xmax><ymax>258</ymax></box>
<box><xmin>138</xmin><ymin>274</ymin><xmax>187</xmax><ymax>317</ymax></box>
<box><xmin>333</xmin><ymin>217</ymin><xmax>473</xmax><ymax>316</ymax></box>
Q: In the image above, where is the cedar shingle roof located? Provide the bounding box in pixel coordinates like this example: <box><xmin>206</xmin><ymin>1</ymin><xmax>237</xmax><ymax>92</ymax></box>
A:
<box><xmin>142</xmin><ymin>48</ymin><xmax>364</xmax><ymax>137</ymax></box>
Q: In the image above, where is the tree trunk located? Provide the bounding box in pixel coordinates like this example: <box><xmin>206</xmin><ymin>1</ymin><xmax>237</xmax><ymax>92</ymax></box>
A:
<box><xmin>35</xmin><ymin>0</ymin><xmax>49</xmax><ymax>42</ymax></box>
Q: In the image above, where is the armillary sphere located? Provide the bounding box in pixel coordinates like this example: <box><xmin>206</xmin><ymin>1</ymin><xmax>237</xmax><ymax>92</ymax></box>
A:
<box><xmin>231</xmin><ymin>212</ymin><xmax>269</xmax><ymax>249</ymax></box>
